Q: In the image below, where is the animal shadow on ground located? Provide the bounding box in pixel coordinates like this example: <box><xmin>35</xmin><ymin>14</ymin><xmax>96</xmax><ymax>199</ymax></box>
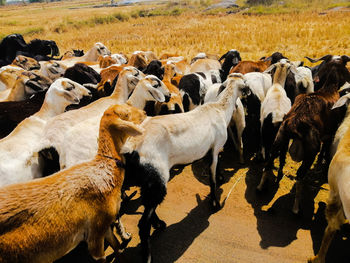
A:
<box><xmin>121</xmin><ymin>194</ymin><xmax>215</xmax><ymax>263</ymax></box>
<box><xmin>191</xmin><ymin>139</ymin><xmax>245</xmax><ymax>187</ymax></box>
<box><xmin>244</xmin><ymin>155</ymin><xmax>330</xmax><ymax>250</ymax></box>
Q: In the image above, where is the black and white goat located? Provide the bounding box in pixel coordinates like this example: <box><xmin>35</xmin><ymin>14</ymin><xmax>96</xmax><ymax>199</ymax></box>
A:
<box><xmin>179</xmin><ymin>70</ymin><xmax>221</xmax><ymax>112</ymax></box>
<box><xmin>121</xmin><ymin>73</ymin><xmax>247</xmax><ymax>263</ymax></box>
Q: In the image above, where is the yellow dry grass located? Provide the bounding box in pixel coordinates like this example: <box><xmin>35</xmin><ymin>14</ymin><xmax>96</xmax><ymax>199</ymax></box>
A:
<box><xmin>0</xmin><ymin>1</ymin><xmax>349</xmax><ymax>64</ymax></box>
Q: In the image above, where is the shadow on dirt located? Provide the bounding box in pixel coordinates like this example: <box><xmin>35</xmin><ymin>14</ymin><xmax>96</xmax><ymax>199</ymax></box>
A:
<box><xmin>121</xmin><ymin>194</ymin><xmax>215</xmax><ymax>263</ymax></box>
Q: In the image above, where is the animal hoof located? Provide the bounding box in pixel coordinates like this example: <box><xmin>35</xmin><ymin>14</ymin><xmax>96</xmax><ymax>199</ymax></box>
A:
<box><xmin>120</xmin><ymin>235</ymin><xmax>132</xmax><ymax>250</ymax></box>
<box><xmin>152</xmin><ymin>219</ymin><xmax>166</xmax><ymax>230</ymax></box>
<box><xmin>308</xmin><ymin>255</ymin><xmax>321</xmax><ymax>263</ymax></box>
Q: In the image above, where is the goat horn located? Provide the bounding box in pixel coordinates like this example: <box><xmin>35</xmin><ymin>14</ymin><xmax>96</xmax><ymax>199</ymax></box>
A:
<box><xmin>304</xmin><ymin>55</ymin><xmax>332</xmax><ymax>63</ymax></box>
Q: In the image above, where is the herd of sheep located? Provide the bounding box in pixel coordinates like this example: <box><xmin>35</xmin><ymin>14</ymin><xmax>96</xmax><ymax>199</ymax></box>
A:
<box><xmin>0</xmin><ymin>33</ymin><xmax>349</xmax><ymax>263</ymax></box>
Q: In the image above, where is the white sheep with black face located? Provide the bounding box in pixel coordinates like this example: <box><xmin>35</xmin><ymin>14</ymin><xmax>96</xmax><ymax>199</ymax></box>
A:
<box><xmin>0</xmin><ymin>78</ymin><xmax>91</xmax><ymax>187</ymax></box>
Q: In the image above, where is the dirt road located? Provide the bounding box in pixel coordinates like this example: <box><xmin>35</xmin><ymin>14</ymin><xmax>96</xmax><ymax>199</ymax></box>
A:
<box><xmin>57</xmin><ymin>142</ymin><xmax>350</xmax><ymax>263</ymax></box>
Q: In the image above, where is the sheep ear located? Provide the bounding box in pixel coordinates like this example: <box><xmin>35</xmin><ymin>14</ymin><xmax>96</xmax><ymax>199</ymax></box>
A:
<box><xmin>63</xmin><ymin>91</ymin><xmax>80</xmax><ymax>104</ymax></box>
<box><xmin>290</xmin><ymin>65</ymin><xmax>298</xmax><ymax>75</ymax></box>
<box><xmin>332</xmin><ymin>95</ymin><xmax>350</xmax><ymax>110</ymax></box>
<box><xmin>148</xmin><ymin>87</ymin><xmax>165</xmax><ymax>102</ymax></box>
<box><xmin>113</xmin><ymin>119</ymin><xmax>144</xmax><ymax>136</ymax></box>
<box><xmin>264</xmin><ymin>64</ymin><xmax>275</xmax><ymax>73</ymax></box>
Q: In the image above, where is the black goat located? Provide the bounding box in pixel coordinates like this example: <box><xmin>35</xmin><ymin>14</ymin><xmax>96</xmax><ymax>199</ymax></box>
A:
<box><xmin>142</xmin><ymin>60</ymin><xmax>164</xmax><ymax>80</ymax></box>
<box><xmin>0</xmin><ymin>34</ymin><xmax>59</xmax><ymax>66</ymax></box>
<box><xmin>219</xmin><ymin>49</ymin><xmax>241</xmax><ymax>81</ymax></box>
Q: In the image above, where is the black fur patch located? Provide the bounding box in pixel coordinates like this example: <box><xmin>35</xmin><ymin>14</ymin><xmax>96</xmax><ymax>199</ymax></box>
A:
<box><xmin>179</xmin><ymin>74</ymin><xmax>201</xmax><ymax>105</ymax></box>
<box><xmin>144</xmin><ymin>101</ymin><xmax>156</xmax><ymax>116</ymax></box>
<box><xmin>63</xmin><ymin>63</ymin><xmax>101</xmax><ymax>85</ymax></box>
<box><xmin>159</xmin><ymin>104</ymin><xmax>169</xmax><ymax>115</ymax></box>
<box><xmin>38</xmin><ymin>147</ymin><xmax>60</xmax><ymax>177</ymax></box>
<box><xmin>220</xmin><ymin>50</ymin><xmax>241</xmax><ymax>82</ymax></box>
<box><xmin>196</xmin><ymin>72</ymin><xmax>206</xmax><ymax>79</ymax></box>
<box><xmin>174</xmin><ymin>103</ymin><xmax>182</xmax><ymax>113</ymax></box>
<box><xmin>123</xmin><ymin>151</ymin><xmax>167</xmax><ymax>207</ymax></box>
<box><xmin>211</xmin><ymin>74</ymin><xmax>217</xmax><ymax>84</ymax></box>
<box><xmin>182</xmin><ymin>93</ymin><xmax>190</xmax><ymax>112</ymax></box>
<box><xmin>217</xmin><ymin>84</ymin><xmax>226</xmax><ymax>96</ymax></box>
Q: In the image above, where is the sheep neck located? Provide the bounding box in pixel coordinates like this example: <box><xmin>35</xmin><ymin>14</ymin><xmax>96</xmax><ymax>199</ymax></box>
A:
<box><xmin>97</xmin><ymin>125</ymin><xmax>125</xmax><ymax>161</ymax></box>
<box><xmin>36</xmin><ymin>92</ymin><xmax>73</xmax><ymax>119</ymax></box>
<box><xmin>273</xmin><ymin>66</ymin><xmax>288</xmax><ymax>87</ymax></box>
<box><xmin>83</xmin><ymin>47</ymin><xmax>98</xmax><ymax>62</ymax></box>
<box><xmin>217</xmin><ymin>80</ymin><xmax>239</xmax><ymax>126</ymax></box>
<box><xmin>125</xmin><ymin>86</ymin><xmax>147</xmax><ymax>109</ymax></box>
<box><xmin>110</xmin><ymin>76</ymin><xmax>130</xmax><ymax>103</ymax></box>
<box><xmin>7</xmin><ymin>81</ymin><xmax>26</xmax><ymax>101</ymax></box>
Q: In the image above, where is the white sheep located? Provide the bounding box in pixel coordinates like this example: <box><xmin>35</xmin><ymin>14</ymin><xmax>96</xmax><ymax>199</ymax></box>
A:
<box><xmin>120</xmin><ymin>73</ymin><xmax>247</xmax><ymax>263</ymax></box>
<box><xmin>58</xmin><ymin>75</ymin><xmax>171</xmax><ymax>170</ymax></box>
<box><xmin>204</xmin><ymin>81</ymin><xmax>246</xmax><ymax>163</ymax></box>
<box><xmin>0</xmin><ymin>78</ymin><xmax>91</xmax><ymax>187</ymax></box>
<box><xmin>257</xmin><ymin>61</ymin><xmax>295</xmax><ymax>191</ymax></box>
<box><xmin>38</xmin><ymin>67</ymin><xmax>144</xmax><ymax>173</ymax></box>
<box><xmin>60</xmin><ymin>42</ymin><xmax>111</xmax><ymax>68</ymax></box>
<box><xmin>294</xmin><ymin>66</ymin><xmax>314</xmax><ymax>94</ymax></box>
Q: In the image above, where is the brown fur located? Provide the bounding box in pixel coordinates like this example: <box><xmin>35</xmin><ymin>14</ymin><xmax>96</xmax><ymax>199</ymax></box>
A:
<box><xmin>11</xmin><ymin>55</ymin><xmax>40</xmax><ymax>71</ymax></box>
<box><xmin>98</xmin><ymin>55</ymin><xmax>117</xmax><ymax>69</ymax></box>
<box><xmin>262</xmin><ymin>58</ymin><xmax>349</xmax><ymax>214</ymax></box>
<box><xmin>0</xmin><ymin>104</ymin><xmax>146</xmax><ymax>263</ymax></box>
<box><xmin>171</xmin><ymin>74</ymin><xmax>183</xmax><ymax>87</ymax></box>
<box><xmin>230</xmin><ymin>60</ymin><xmax>271</xmax><ymax>75</ymax></box>
<box><xmin>155</xmin><ymin>64</ymin><xmax>184</xmax><ymax>114</ymax></box>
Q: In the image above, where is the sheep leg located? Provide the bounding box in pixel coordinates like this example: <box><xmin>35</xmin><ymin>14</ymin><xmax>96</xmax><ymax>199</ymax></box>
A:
<box><xmin>114</xmin><ymin>218</ymin><xmax>132</xmax><ymax>249</ymax></box>
<box><xmin>138</xmin><ymin>206</ymin><xmax>155</xmax><ymax>263</ymax></box>
<box><xmin>228</xmin><ymin>126</ymin><xmax>241</xmax><ymax>162</ymax></box>
<box><xmin>235</xmin><ymin>124</ymin><xmax>245</xmax><ymax>164</ymax></box>
<box><xmin>88</xmin><ymin>236</ymin><xmax>106</xmax><ymax>263</ymax></box>
<box><xmin>151</xmin><ymin>210</ymin><xmax>166</xmax><ymax>230</ymax></box>
<box><xmin>209</xmin><ymin>149</ymin><xmax>221</xmax><ymax>210</ymax></box>
<box><xmin>104</xmin><ymin>226</ymin><xmax>122</xmax><ymax>262</ymax></box>
<box><xmin>293</xmin><ymin>155</ymin><xmax>317</xmax><ymax>214</ymax></box>
<box><xmin>293</xmin><ymin>133</ymin><xmax>320</xmax><ymax>214</ymax></box>
<box><xmin>309</xmin><ymin>199</ymin><xmax>345</xmax><ymax>263</ymax></box>
<box><xmin>277</xmin><ymin>139</ymin><xmax>289</xmax><ymax>181</ymax></box>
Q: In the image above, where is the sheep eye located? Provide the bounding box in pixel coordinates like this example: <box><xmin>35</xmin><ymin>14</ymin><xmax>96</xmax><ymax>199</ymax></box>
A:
<box><xmin>66</xmin><ymin>83</ymin><xmax>75</xmax><ymax>91</ymax></box>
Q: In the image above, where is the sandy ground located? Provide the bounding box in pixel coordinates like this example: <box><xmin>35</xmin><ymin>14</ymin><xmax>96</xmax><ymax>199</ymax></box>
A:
<box><xmin>56</xmin><ymin>139</ymin><xmax>350</xmax><ymax>263</ymax></box>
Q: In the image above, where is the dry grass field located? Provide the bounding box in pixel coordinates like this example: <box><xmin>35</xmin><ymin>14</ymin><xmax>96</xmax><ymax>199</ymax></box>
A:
<box><xmin>0</xmin><ymin>0</ymin><xmax>349</xmax><ymax>63</ymax></box>
<box><xmin>1</xmin><ymin>1</ymin><xmax>350</xmax><ymax>262</ymax></box>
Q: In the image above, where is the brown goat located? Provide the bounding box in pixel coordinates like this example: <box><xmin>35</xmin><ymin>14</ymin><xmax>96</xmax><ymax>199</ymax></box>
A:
<box><xmin>0</xmin><ymin>104</ymin><xmax>146</xmax><ymax>263</ymax></box>
<box><xmin>259</xmin><ymin>56</ymin><xmax>349</xmax><ymax>214</ymax></box>
<box><xmin>155</xmin><ymin>63</ymin><xmax>184</xmax><ymax>114</ymax></box>
<box><xmin>11</xmin><ymin>55</ymin><xmax>41</xmax><ymax>71</ymax></box>
<box><xmin>230</xmin><ymin>60</ymin><xmax>271</xmax><ymax>75</ymax></box>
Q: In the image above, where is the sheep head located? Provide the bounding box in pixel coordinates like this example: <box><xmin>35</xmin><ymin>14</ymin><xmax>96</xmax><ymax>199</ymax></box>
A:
<box><xmin>49</xmin><ymin>78</ymin><xmax>92</xmax><ymax>106</ymax></box>
<box><xmin>102</xmin><ymin>104</ymin><xmax>146</xmax><ymax>137</ymax></box>
<box><xmin>12</xmin><ymin>55</ymin><xmax>40</xmax><ymax>71</ymax></box>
